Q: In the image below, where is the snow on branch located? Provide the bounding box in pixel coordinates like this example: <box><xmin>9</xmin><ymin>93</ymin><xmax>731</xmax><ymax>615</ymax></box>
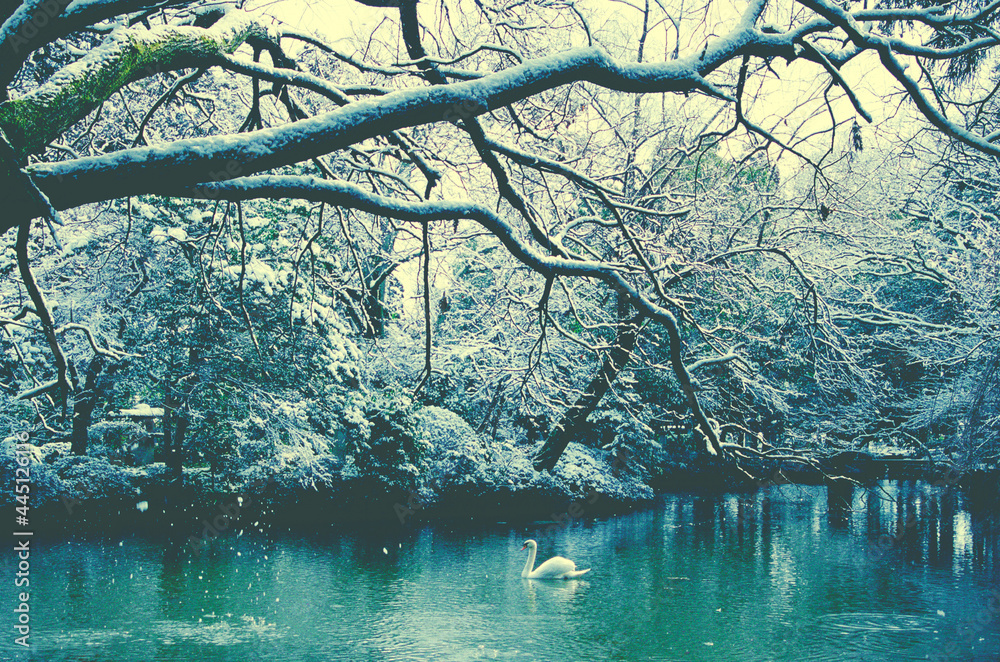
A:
<box><xmin>0</xmin><ymin>7</ymin><xmax>277</xmax><ymax>158</ymax></box>
<box><xmin>17</xmin><ymin>26</ymin><xmax>794</xmax><ymax>225</ymax></box>
<box><xmin>1</xmin><ymin>0</ymin><xmax>184</xmax><ymax>91</ymax></box>
<box><xmin>3</xmin><ymin>0</ymin><xmax>996</xmax><ymax>237</ymax></box>
<box><xmin>15</xmin><ymin>379</ymin><xmax>61</xmax><ymax>401</ymax></box>
<box><xmin>56</xmin><ymin>322</ymin><xmax>136</xmax><ymax>360</ymax></box>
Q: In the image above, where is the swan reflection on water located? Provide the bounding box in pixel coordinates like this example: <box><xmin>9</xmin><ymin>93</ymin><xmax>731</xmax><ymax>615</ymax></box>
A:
<box><xmin>521</xmin><ymin>573</ymin><xmax>589</xmax><ymax>610</ymax></box>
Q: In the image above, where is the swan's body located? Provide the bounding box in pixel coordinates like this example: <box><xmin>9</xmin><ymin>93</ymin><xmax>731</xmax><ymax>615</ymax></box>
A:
<box><xmin>520</xmin><ymin>540</ymin><xmax>590</xmax><ymax>579</ymax></box>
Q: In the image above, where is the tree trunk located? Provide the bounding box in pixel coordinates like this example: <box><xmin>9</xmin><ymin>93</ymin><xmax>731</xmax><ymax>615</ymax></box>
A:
<box><xmin>162</xmin><ymin>383</ymin><xmax>184</xmax><ymax>480</ymax></box>
<box><xmin>69</xmin><ymin>355</ymin><xmax>105</xmax><ymax>455</ymax></box>
<box><xmin>170</xmin><ymin>416</ymin><xmax>189</xmax><ymax>480</ymax></box>
<box><xmin>534</xmin><ymin>314</ymin><xmax>644</xmax><ymax>472</ymax></box>
<box><xmin>162</xmin><ymin>346</ymin><xmax>201</xmax><ymax>480</ymax></box>
<box><xmin>362</xmin><ymin>264</ymin><xmax>392</xmax><ymax>338</ymax></box>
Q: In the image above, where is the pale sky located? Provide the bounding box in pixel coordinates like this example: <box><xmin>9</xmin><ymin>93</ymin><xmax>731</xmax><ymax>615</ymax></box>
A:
<box><xmin>234</xmin><ymin>0</ymin><xmax>936</xmax><ymax>314</ymax></box>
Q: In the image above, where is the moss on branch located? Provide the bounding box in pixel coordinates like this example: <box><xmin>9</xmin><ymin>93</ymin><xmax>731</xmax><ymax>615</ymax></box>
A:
<box><xmin>0</xmin><ymin>9</ymin><xmax>274</xmax><ymax>159</ymax></box>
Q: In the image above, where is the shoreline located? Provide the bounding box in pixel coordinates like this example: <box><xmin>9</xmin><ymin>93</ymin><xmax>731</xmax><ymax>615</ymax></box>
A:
<box><xmin>5</xmin><ymin>450</ymin><xmax>996</xmax><ymax>540</ymax></box>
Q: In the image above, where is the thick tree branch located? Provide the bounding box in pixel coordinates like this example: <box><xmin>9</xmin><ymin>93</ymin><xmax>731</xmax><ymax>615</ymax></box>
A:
<box><xmin>533</xmin><ymin>312</ymin><xmax>645</xmax><ymax>472</ymax></box>
<box><xmin>0</xmin><ymin>7</ymin><xmax>276</xmax><ymax>158</ymax></box>
<box><xmin>9</xmin><ymin>26</ymin><xmax>804</xmax><ymax>230</ymax></box>
<box><xmin>0</xmin><ymin>0</ymin><xmax>193</xmax><ymax>97</ymax></box>
<box><xmin>15</xmin><ymin>219</ymin><xmax>69</xmax><ymax>403</ymax></box>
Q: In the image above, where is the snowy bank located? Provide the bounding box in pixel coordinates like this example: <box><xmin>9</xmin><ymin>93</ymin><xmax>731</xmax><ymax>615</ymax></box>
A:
<box><xmin>1</xmin><ymin>406</ymin><xmax>655</xmax><ymax>529</ymax></box>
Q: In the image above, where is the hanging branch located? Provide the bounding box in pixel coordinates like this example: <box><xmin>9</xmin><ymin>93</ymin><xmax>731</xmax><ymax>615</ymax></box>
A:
<box><xmin>335</xmin><ymin>208</ymin><xmax>380</xmax><ymax>337</ymax></box>
<box><xmin>15</xmin><ymin>220</ymin><xmax>69</xmax><ymax>405</ymax></box>
<box><xmin>235</xmin><ymin>201</ymin><xmax>263</xmax><ymax>358</ymax></box>
<box><xmin>413</xmin><ymin>221</ymin><xmax>433</xmax><ymax>395</ymax></box>
<box><xmin>238</xmin><ymin>47</ymin><xmax>264</xmax><ymax>132</ymax></box>
<box><xmin>133</xmin><ymin>68</ymin><xmax>207</xmax><ymax>146</ymax></box>
<box><xmin>1</xmin><ymin>128</ymin><xmax>70</xmax><ymax>405</ymax></box>
<box><xmin>520</xmin><ymin>276</ymin><xmax>554</xmax><ymax>398</ymax></box>
<box><xmin>289</xmin><ymin>203</ymin><xmax>326</xmax><ymax>332</ymax></box>
<box><xmin>396</xmin><ymin>0</ymin><xmax>568</xmax><ymax>258</ymax></box>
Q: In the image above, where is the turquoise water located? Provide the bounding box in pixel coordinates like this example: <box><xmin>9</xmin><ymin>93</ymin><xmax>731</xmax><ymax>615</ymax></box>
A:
<box><xmin>1</xmin><ymin>481</ymin><xmax>997</xmax><ymax>661</ymax></box>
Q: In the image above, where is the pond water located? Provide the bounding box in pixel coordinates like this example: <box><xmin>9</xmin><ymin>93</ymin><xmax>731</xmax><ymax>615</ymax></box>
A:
<box><xmin>2</xmin><ymin>480</ymin><xmax>998</xmax><ymax>661</ymax></box>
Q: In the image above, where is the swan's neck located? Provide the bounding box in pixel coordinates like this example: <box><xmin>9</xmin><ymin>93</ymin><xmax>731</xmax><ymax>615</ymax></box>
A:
<box><xmin>521</xmin><ymin>544</ymin><xmax>536</xmax><ymax>578</ymax></box>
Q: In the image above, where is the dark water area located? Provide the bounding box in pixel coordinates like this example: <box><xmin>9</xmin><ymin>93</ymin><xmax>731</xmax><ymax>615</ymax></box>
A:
<box><xmin>1</xmin><ymin>480</ymin><xmax>997</xmax><ymax>661</ymax></box>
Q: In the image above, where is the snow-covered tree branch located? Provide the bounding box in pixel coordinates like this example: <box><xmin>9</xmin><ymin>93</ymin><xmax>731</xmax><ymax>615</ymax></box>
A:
<box><xmin>2</xmin><ymin>0</ymin><xmax>999</xmax><ymax>476</ymax></box>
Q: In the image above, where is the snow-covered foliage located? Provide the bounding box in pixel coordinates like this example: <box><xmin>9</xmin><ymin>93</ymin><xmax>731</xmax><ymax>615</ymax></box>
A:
<box><xmin>0</xmin><ymin>439</ymin><xmax>61</xmax><ymax>506</ymax></box>
<box><xmin>416</xmin><ymin>405</ymin><xmax>498</xmax><ymax>493</ymax></box>
<box><xmin>0</xmin><ymin>439</ymin><xmax>136</xmax><ymax>506</ymax></box>
<box><xmin>413</xmin><ymin>406</ymin><xmax>653</xmax><ymax>506</ymax></box>
<box><xmin>4</xmin><ymin>0</ymin><xmax>1000</xmax><ymax>523</ymax></box>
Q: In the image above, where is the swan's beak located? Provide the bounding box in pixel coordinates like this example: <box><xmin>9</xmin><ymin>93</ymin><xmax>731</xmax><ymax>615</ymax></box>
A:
<box><xmin>520</xmin><ymin>543</ymin><xmax>527</xmax><ymax>551</ymax></box>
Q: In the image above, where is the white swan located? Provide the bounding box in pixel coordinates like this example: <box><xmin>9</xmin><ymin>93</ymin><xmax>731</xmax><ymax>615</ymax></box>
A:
<box><xmin>520</xmin><ymin>539</ymin><xmax>590</xmax><ymax>579</ymax></box>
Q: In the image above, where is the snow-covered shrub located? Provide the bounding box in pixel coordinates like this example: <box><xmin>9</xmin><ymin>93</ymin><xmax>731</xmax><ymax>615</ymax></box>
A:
<box><xmin>216</xmin><ymin>392</ymin><xmax>341</xmax><ymax>489</ymax></box>
<box><xmin>412</xmin><ymin>406</ymin><xmax>654</xmax><ymax>507</ymax></box>
<box><xmin>555</xmin><ymin>443</ymin><xmax>654</xmax><ymax>502</ymax></box>
<box><xmin>0</xmin><ymin>440</ymin><xmax>63</xmax><ymax>506</ymax></box>
<box><xmin>341</xmin><ymin>392</ymin><xmax>429</xmax><ymax>490</ymax></box>
<box><xmin>0</xmin><ymin>438</ymin><xmax>150</xmax><ymax>507</ymax></box>
<box><xmin>415</xmin><ymin>405</ymin><xmax>491</xmax><ymax>492</ymax></box>
<box><xmin>266</xmin><ymin>443</ymin><xmax>340</xmax><ymax>491</ymax></box>
<box><xmin>51</xmin><ymin>455</ymin><xmax>139</xmax><ymax>502</ymax></box>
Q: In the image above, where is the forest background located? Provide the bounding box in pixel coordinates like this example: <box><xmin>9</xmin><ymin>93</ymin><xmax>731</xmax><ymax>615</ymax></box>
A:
<box><xmin>1</xmin><ymin>0</ymin><xmax>998</xmax><ymax>518</ymax></box>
